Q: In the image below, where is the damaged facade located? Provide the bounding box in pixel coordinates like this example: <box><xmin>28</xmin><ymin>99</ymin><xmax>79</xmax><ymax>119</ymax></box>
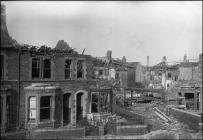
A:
<box><xmin>0</xmin><ymin>5</ymin><xmax>114</xmax><ymax>133</ymax></box>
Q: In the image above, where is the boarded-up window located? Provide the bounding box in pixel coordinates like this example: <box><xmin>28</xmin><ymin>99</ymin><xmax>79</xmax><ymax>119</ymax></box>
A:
<box><xmin>77</xmin><ymin>60</ymin><xmax>84</xmax><ymax>78</ymax></box>
<box><xmin>43</xmin><ymin>59</ymin><xmax>51</xmax><ymax>78</ymax></box>
<box><xmin>0</xmin><ymin>55</ymin><xmax>4</xmax><ymax>79</ymax></box>
<box><xmin>28</xmin><ymin>96</ymin><xmax>37</xmax><ymax>121</ymax></box>
<box><xmin>91</xmin><ymin>93</ymin><xmax>99</xmax><ymax>113</ymax></box>
<box><xmin>32</xmin><ymin>58</ymin><xmax>40</xmax><ymax>79</ymax></box>
<box><xmin>65</xmin><ymin>59</ymin><xmax>72</xmax><ymax>79</ymax></box>
<box><xmin>40</xmin><ymin>96</ymin><xmax>51</xmax><ymax>121</ymax></box>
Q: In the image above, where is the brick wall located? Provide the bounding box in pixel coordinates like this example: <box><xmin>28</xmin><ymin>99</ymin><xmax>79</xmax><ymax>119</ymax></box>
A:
<box><xmin>1</xmin><ymin>48</ymin><xmax>97</xmax><ymax>130</ymax></box>
<box><xmin>168</xmin><ymin>107</ymin><xmax>202</xmax><ymax>130</ymax></box>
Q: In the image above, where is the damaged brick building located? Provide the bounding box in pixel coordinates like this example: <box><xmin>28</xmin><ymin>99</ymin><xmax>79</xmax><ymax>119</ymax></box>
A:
<box><xmin>0</xmin><ymin>5</ymin><xmax>114</xmax><ymax>133</ymax></box>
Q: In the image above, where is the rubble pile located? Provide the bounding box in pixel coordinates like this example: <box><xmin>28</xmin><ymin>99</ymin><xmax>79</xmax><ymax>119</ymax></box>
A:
<box><xmin>130</xmin><ymin>101</ymin><xmax>202</xmax><ymax>139</ymax></box>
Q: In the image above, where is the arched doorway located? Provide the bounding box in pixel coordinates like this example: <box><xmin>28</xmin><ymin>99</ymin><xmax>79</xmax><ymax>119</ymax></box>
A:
<box><xmin>63</xmin><ymin>93</ymin><xmax>71</xmax><ymax>125</ymax></box>
<box><xmin>76</xmin><ymin>92</ymin><xmax>84</xmax><ymax>122</ymax></box>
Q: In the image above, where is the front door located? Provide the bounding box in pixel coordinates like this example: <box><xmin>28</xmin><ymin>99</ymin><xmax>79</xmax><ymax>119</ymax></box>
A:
<box><xmin>76</xmin><ymin>92</ymin><xmax>83</xmax><ymax>122</ymax></box>
<box><xmin>63</xmin><ymin>93</ymin><xmax>71</xmax><ymax>125</ymax></box>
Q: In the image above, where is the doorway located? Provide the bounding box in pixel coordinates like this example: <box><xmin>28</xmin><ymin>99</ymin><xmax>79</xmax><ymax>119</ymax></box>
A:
<box><xmin>76</xmin><ymin>92</ymin><xmax>84</xmax><ymax>122</ymax></box>
<box><xmin>63</xmin><ymin>93</ymin><xmax>71</xmax><ymax>125</ymax></box>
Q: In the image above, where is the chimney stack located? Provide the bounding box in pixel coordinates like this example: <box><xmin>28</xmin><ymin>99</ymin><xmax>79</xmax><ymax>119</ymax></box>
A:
<box><xmin>147</xmin><ymin>56</ymin><xmax>149</xmax><ymax>66</ymax></box>
<box><xmin>122</xmin><ymin>56</ymin><xmax>126</xmax><ymax>63</ymax></box>
<box><xmin>106</xmin><ymin>50</ymin><xmax>112</xmax><ymax>61</ymax></box>
<box><xmin>162</xmin><ymin>56</ymin><xmax>167</xmax><ymax>63</ymax></box>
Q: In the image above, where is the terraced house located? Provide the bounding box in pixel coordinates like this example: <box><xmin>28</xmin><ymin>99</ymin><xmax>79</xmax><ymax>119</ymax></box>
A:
<box><xmin>0</xmin><ymin>5</ymin><xmax>114</xmax><ymax>133</ymax></box>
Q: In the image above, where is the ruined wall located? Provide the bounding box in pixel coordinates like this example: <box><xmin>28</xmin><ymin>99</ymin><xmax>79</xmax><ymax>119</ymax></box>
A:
<box><xmin>179</xmin><ymin>66</ymin><xmax>199</xmax><ymax>81</ymax></box>
<box><xmin>127</xmin><ymin>68</ymin><xmax>135</xmax><ymax>87</ymax></box>
<box><xmin>135</xmin><ymin>64</ymin><xmax>143</xmax><ymax>82</ymax></box>
<box><xmin>168</xmin><ymin>107</ymin><xmax>202</xmax><ymax>130</ymax></box>
<box><xmin>1</xmin><ymin>48</ymin><xmax>96</xmax><ymax>128</ymax></box>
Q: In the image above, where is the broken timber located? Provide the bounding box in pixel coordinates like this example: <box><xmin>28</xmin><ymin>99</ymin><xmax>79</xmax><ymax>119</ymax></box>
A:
<box><xmin>153</xmin><ymin>107</ymin><xmax>171</xmax><ymax>123</ymax></box>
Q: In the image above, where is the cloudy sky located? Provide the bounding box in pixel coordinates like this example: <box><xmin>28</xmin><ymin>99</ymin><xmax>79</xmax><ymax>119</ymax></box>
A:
<box><xmin>3</xmin><ymin>1</ymin><xmax>202</xmax><ymax>65</ymax></box>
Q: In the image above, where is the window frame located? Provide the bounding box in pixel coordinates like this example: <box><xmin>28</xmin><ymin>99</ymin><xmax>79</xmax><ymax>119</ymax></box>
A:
<box><xmin>91</xmin><ymin>92</ymin><xmax>99</xmax><ymax>113</ymax></box>
<box><xmin>65</xmin><ymin>59</ymin><xmax>72</xmax><ymax>79</ymax></box>
<box><xmin>40</xmin><ymin>96</ymin><xmax>52</xmax><ymax>121</ymax></box>
<box><xmin>77</xmin><ymin>60</ymin><xmax>85</xmax><ymax>79</ymax></box>
<box><xmin>31</xmin><ymin>57</ymin><xmax>52</xmax><ymax>80</ymax></box>
<box><xmin>28</xmin><ymin>96</ymin><xmax>37</xmax><ymax>121</ymax></box>
<box><xmin>42</xmin><ymin>58</ymin><xmax>51</xmax><ymax>79</ymax></box>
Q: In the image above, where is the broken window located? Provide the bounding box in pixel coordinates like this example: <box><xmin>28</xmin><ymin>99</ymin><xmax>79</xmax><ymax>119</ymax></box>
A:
<box><xmin>115</xmin><ymin>73</ymin><xmax>119</xmax><ymax>80</ymax></box>
<box><xmin>32</xmin><ymin>58</ymin><xmax>40</xmax><ymax>79</ymax></box>
<box><xmin>28</xmin><ymin>96</ymin><xmax>37</xmax><ymax>121</ymax></box>
<box><xmin>32</xmin><ymin>58</ymin><xmax>51</xmax><ymax>79</ymax></box>
<box><xmin>100</xmin><ymin>93</ymin><xmax>109</xmax><ymax>113</ymax></box>
<box><xmin>174</xmin><ymin>76</ymin><xmax>178</xmax><ymax>81</ymax></box>
<box><xmin>0</xmin><ymin>55</ymin><xmax>4</xmax><ymax>79</ymax></box>
<box><xmin>43</xmin><ymin>59</ymin><xmax>51</xmax><ymax>78</ymax></box>
<box><xmin>77</xmin><ymin>60</ymin><xmax>84</xmax><ymax>78</ymax></box>
<box><xmin>65</xmin><ymin>59</ymin><xmax>72</xmax><ymax>79</ymax></box>
<box><xmin>168</xmin><ymin>73</ymin><xmax>171</xmax><ymax>79</ymax></box>
<box><xmin>40</xmin><ymin>96</ymin><xmax>51</xmax><ymax>121</ymax></box>
<box><xmin>99</xmin><ymin>70</ymin><xmax>103</xmax><ymax>76</ymax></box>
<box><xmin>91</xmin><ymin>93</ymin><xmax>99</xmax><ymax>113</ymax></box>
<box><xmin>178</xmin><ymin>92</ymin><xmax>182</xmax><ymax>96</ymax></box>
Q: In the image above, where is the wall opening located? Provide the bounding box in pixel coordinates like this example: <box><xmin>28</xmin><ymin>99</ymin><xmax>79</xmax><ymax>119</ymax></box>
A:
<box><xmin>32</xmin><ymin>58</ymin><xmax>40</xmax><ymax>79</ymax></box>
<box><xmin>184</xmin><ymin>93</ymin><xmax>194</xmax><ymax>110</ymax></box>
<box><xmin>77</xmin><ymin>60</ymin><xmax>84</xmax><ymax>79</ymax></box>
<box><xmin>0</xmin><ymin>54</ymin><xmax>4</xmax><ymax>79</ymax></box>
<box><xmin>28</xmin><ymin>96</ymin><xmax>37</xmax><ymax>121</ymax></box>
<box><xmin>63</xmin><ymin>93</ymin><xmax>71</xmax><ymax>125</ymax></box>
<box><xmin>65</xmin><ymin>59</ymin><xmax>72</xmax><ymax>79</ymax></box>
<box><xmin>76</xmin><ymin>92</ymin><xmax>84</xmax><ymax>122</ymax></box>
<box><xmin>40</xmin><ymin>96</ymin><xmax>51</xmax><ymax>121</ymax></box>
<box><xmin>91</xmin><ymin>93</ymin><xmax>99</xmax><ymax>113</ymax></box>
<box><xmin>6</xmin><ymin>95</ymin><xmax>10</xmax><ymax>126</ymax></box>
<box><xmin>43</xmin><ymin>59</ymin><xmax>51</xmax><ymax>78</ymax></box>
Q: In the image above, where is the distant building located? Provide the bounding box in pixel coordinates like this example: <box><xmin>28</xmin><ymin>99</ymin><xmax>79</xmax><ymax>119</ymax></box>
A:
<box><xmin>178</xmin><ymin>62</ymin><xmax>199</xmax><ymax>81</ymax></box>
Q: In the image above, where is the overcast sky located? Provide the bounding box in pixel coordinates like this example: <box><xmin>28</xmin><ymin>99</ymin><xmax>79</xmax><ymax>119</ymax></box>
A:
<box><xmin>3</xmin><ymin>1</ymin><xmax>202</xmax><ymax>65</ymax></box>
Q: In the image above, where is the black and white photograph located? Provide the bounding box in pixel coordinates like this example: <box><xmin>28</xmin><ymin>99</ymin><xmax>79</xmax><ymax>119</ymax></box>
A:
<box><xmin>0</xmin><ymin>1</ymin><xmax>202</xmax><ymax>139</ymax></box>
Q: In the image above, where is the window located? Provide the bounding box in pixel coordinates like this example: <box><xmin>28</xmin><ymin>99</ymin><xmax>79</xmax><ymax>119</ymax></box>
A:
<box><xmin>32</xmin><ymin>58</ymin><xmax>40</xmax><ymax>79</ymax></box>
<box><xmin>100</xmin><ymin>93</ymin><xmax>109</xmax><ymax>113</ymax></box>
<box><xmin>28</xmin><ymin>96</ymin><xmax>37</xmax><ymax>121</ymax></box>
<box><xmin>175</xmin><ymin>76</ymin><xmax>178</xmax><ymax>81</ymax></box>
<box><xmin>43</xmin><ymin>59</ymin><xmax>51</xmax><ymax>79</ymax></box>
<box><xmin>115</xmin><ymin>73</ymin><xmax>119</xmax><ymax>80</ymax></box>
<box><xmin>32</xmin><ymin>58</ymin><xmax>51</xmax><ymax>79</ymax></box>
<box><xmin>77</xmin><ymin>60</ymin><xmax>84</xmax><ymax>78</ymax></box>
<box><xmin>168</xmin><ymin>73</ymin><xmax>171</xmax><ymax>78</ymax></box>
<box><xmin>40</xmin><ymin>96</ymin><xmax>51</xmax><ymax>121</ymax></box>
<box><xmin>65</xmin><ymin>59</ymin><xmax>72</xmax><ymax>79</ymax></box>
<box><xmin>91</xmin><ymin>93</ymin><xmax>99</xmax><ymax>113</ymax></box>
<box><xmin>0</xmin><ymin>54</ymin><xmax>4</xmax><ymax>79</ymax></box>
<box><xmin>99</xmin><ymin>70</ymin><xmax>103</xmax><ymax>76</ymax></box>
